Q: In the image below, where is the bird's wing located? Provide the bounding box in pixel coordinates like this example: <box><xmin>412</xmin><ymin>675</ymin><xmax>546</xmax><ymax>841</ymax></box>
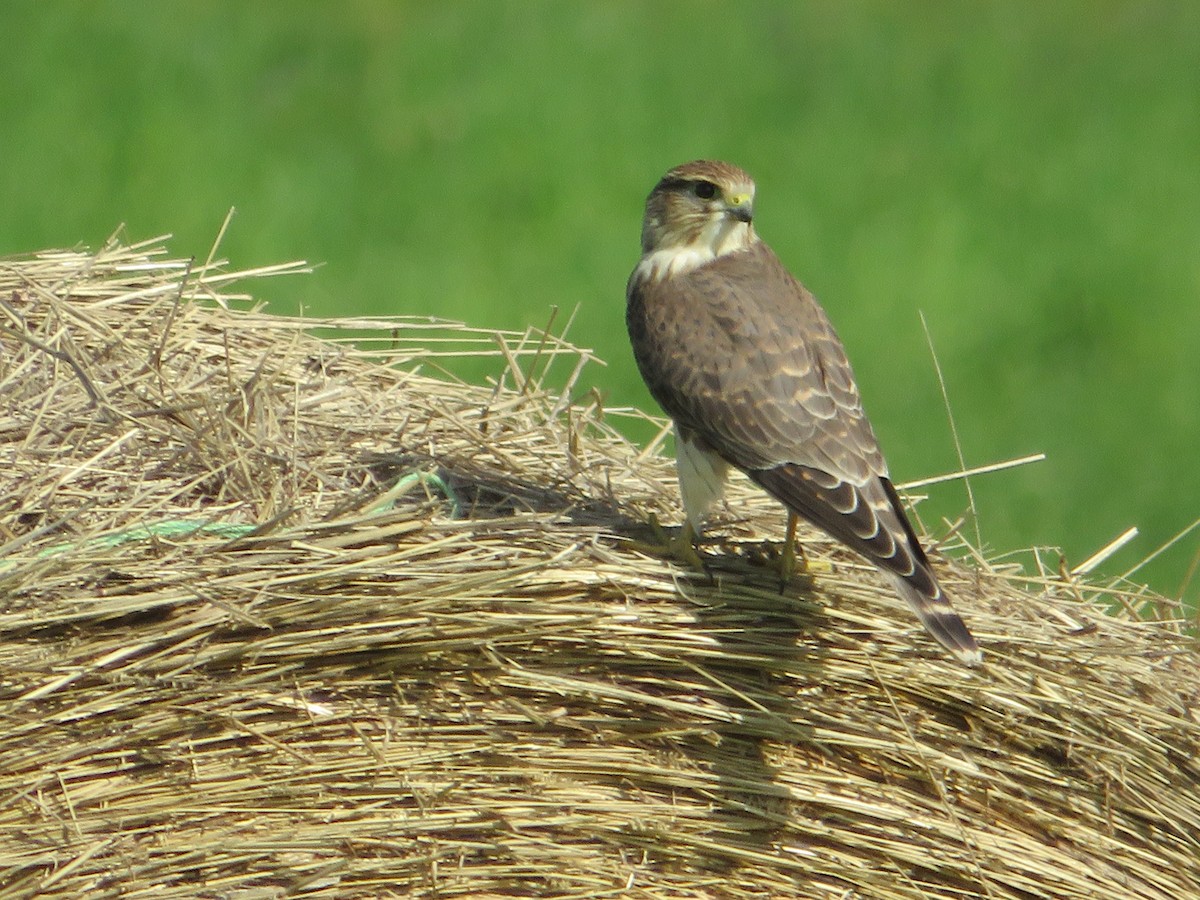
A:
<box><xmin>628</xmin><ymin>241</ymin><xmax>980</xmax><ymax>664</ymax></box>
<box><xmin>627</xmin><ymin>240</ymin><xmax>884</xmax><ymax>482</ymax></box>
<box><xmin>627</xmin><ymin>240</ymin><xmax>902</xmax><ymax>560</ymax></box>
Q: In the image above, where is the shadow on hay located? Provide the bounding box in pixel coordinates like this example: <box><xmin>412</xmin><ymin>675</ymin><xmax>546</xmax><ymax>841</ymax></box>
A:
<box><xmin>368</xmin><ymin>451</ymin><xmax>833</xmax><ymax>866</ymax></box>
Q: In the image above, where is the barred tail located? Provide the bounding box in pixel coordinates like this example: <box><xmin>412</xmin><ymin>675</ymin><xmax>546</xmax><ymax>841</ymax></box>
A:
<box><xmin>891</xmin><ymin>574</ymin><xmax>982</xmax><ymax>667</ymax></box>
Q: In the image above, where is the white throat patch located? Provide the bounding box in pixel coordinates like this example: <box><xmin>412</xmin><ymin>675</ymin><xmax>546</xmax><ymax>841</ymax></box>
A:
<box><xmin>635</xmin><ymin>219</ymin><xmax>755</xmax><ymax>282</ymax></box>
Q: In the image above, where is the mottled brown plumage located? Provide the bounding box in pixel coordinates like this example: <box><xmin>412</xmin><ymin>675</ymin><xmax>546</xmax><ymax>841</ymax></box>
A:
<box><xmin>627</xmin><ymin>160</ymin><xmax>981</xmax><ymax>665</ymax></box>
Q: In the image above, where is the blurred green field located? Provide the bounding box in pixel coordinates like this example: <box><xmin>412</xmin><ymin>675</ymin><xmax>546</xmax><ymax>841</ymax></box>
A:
<box><xmin>2</xmin><ymin>2</ymin><xmax>1196</xmax><ymax>606</ymax></box>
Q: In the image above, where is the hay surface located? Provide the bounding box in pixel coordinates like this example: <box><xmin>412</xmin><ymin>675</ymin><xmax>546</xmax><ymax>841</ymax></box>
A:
<box><xmin>1</xmin><ymin>236</ymin><xmax>1198</xmax><ymax>900</ymax></box>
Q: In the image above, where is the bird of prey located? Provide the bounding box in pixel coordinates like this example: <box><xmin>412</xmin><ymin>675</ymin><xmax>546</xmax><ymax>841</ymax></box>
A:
<box><xmin>626</xmin><ymin>160</ymin><xmax>981</xmax><ymax>665</ymax></box>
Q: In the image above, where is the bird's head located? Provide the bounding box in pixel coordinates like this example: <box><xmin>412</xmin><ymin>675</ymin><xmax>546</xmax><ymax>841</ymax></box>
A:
<box><xmin>639</xmin><ymin>160</ymin><xmax>758</xmax><ymax>264</ymax></box>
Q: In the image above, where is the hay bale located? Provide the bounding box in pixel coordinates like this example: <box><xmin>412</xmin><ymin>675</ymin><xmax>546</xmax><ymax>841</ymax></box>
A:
<box><xmin>1</xmin><ymin>235</ymin><xmax>1197</xmax><ymax>899</ymax></box>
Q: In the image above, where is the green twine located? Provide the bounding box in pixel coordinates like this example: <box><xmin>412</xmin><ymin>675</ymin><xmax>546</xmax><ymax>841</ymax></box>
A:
<box><xmin>0</xmin><ymin>469</ymin><xmax>460</xmax><ymax>573</ymax></box>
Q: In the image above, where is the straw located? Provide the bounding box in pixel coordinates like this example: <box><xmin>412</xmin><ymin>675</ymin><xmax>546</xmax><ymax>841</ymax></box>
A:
<box><xmin>1</xmin><ymin>235</ymin><xmax>1197</xmax><ymax>899</ymax></box>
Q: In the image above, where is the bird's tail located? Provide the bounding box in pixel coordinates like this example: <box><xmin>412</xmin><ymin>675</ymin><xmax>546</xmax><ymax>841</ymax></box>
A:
<box><xmin>890</xmin><ymin>574</ymin><xmax>982</xmax><ymax>667</ymax></box>
<box><xmin>751</xmin><ymin>465</ymin><xmax>982</xmax><ymax>664</ymax></box>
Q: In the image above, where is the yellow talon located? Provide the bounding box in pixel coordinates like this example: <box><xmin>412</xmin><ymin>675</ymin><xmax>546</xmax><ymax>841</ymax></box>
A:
<box><xmin>636</xmin><ymin>513</ymin><xmax>707</xmax><ymax>572</ymax></box>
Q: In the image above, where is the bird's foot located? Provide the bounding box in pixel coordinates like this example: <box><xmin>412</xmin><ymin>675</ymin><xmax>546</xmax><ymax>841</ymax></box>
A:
<box><xmin>776</xmin><ymin>533</ymin><xmax>803</xmax><ymax>587</ymax></box>
<box><xmin>632</xmin><ymin>513</ymin><xmax>708</xmax><ymax>575</ymax></box>
<box><xmin>772</xmin><ymin>519</ymin><xmax>806</xmax><ymax>592</ymax></box>
<box><xmin>767</xmin><ymin>513</ymin><xmax>829</xmax><ymax>591</ymax></box>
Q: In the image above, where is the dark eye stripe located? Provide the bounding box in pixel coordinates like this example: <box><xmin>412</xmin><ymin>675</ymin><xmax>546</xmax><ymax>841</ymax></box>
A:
<box><xmin>652</xmin><ymin>176</ymin><xmax>724</xmax><ymax>201</ymax></box>
<box><xmin>653</xmin><ymin>176</ymin><xmax>694</xmax><ymax>194</ymax></box>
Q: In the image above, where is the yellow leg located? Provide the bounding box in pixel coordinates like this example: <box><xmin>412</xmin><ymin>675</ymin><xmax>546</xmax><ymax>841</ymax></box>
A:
<box><xmin>777</xmin><ymin>512</ymin><xmax>808</xmax><ymax>588</ymax></box>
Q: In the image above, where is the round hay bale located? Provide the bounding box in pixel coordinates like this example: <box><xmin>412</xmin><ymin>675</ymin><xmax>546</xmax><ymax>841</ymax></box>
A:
<box><xmin>1</xmin><ymin>237</ymin><xmax>1197</xmax><ymax>899</ymax></box>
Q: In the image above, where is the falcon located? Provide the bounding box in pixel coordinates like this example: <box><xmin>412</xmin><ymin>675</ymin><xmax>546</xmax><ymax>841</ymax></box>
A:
<box><xmin>626</xmin><ymin>160</ymin><xmax>981</xmax><ymax>665</ymax></box>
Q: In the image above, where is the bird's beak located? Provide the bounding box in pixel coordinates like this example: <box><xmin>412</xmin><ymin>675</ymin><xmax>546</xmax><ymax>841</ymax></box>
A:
<box><xmin>726</xmin><ymin>193</ymin><xmax>753</xmax><ymax>224</ymax></box>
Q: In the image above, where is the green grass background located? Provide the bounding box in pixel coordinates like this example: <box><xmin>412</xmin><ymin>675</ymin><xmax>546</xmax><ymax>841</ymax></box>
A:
<box><xmin>3</xmin><ymin>2</ymin><xmax>1197</xmax><ymax>606</ymax></box>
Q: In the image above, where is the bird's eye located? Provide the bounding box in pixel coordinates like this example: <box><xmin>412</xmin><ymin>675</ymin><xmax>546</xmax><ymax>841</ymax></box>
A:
<box><xmin>692</xmin><ymin>181</ymin><xmax>718</xmax><ymax>200</ymax></box>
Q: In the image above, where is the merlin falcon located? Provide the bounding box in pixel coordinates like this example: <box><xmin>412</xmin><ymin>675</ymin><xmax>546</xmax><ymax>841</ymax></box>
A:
<box><xmin>626</xmin><ymin>160</ymin><xmax>981</xmax><ymax>665</ymax></box>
